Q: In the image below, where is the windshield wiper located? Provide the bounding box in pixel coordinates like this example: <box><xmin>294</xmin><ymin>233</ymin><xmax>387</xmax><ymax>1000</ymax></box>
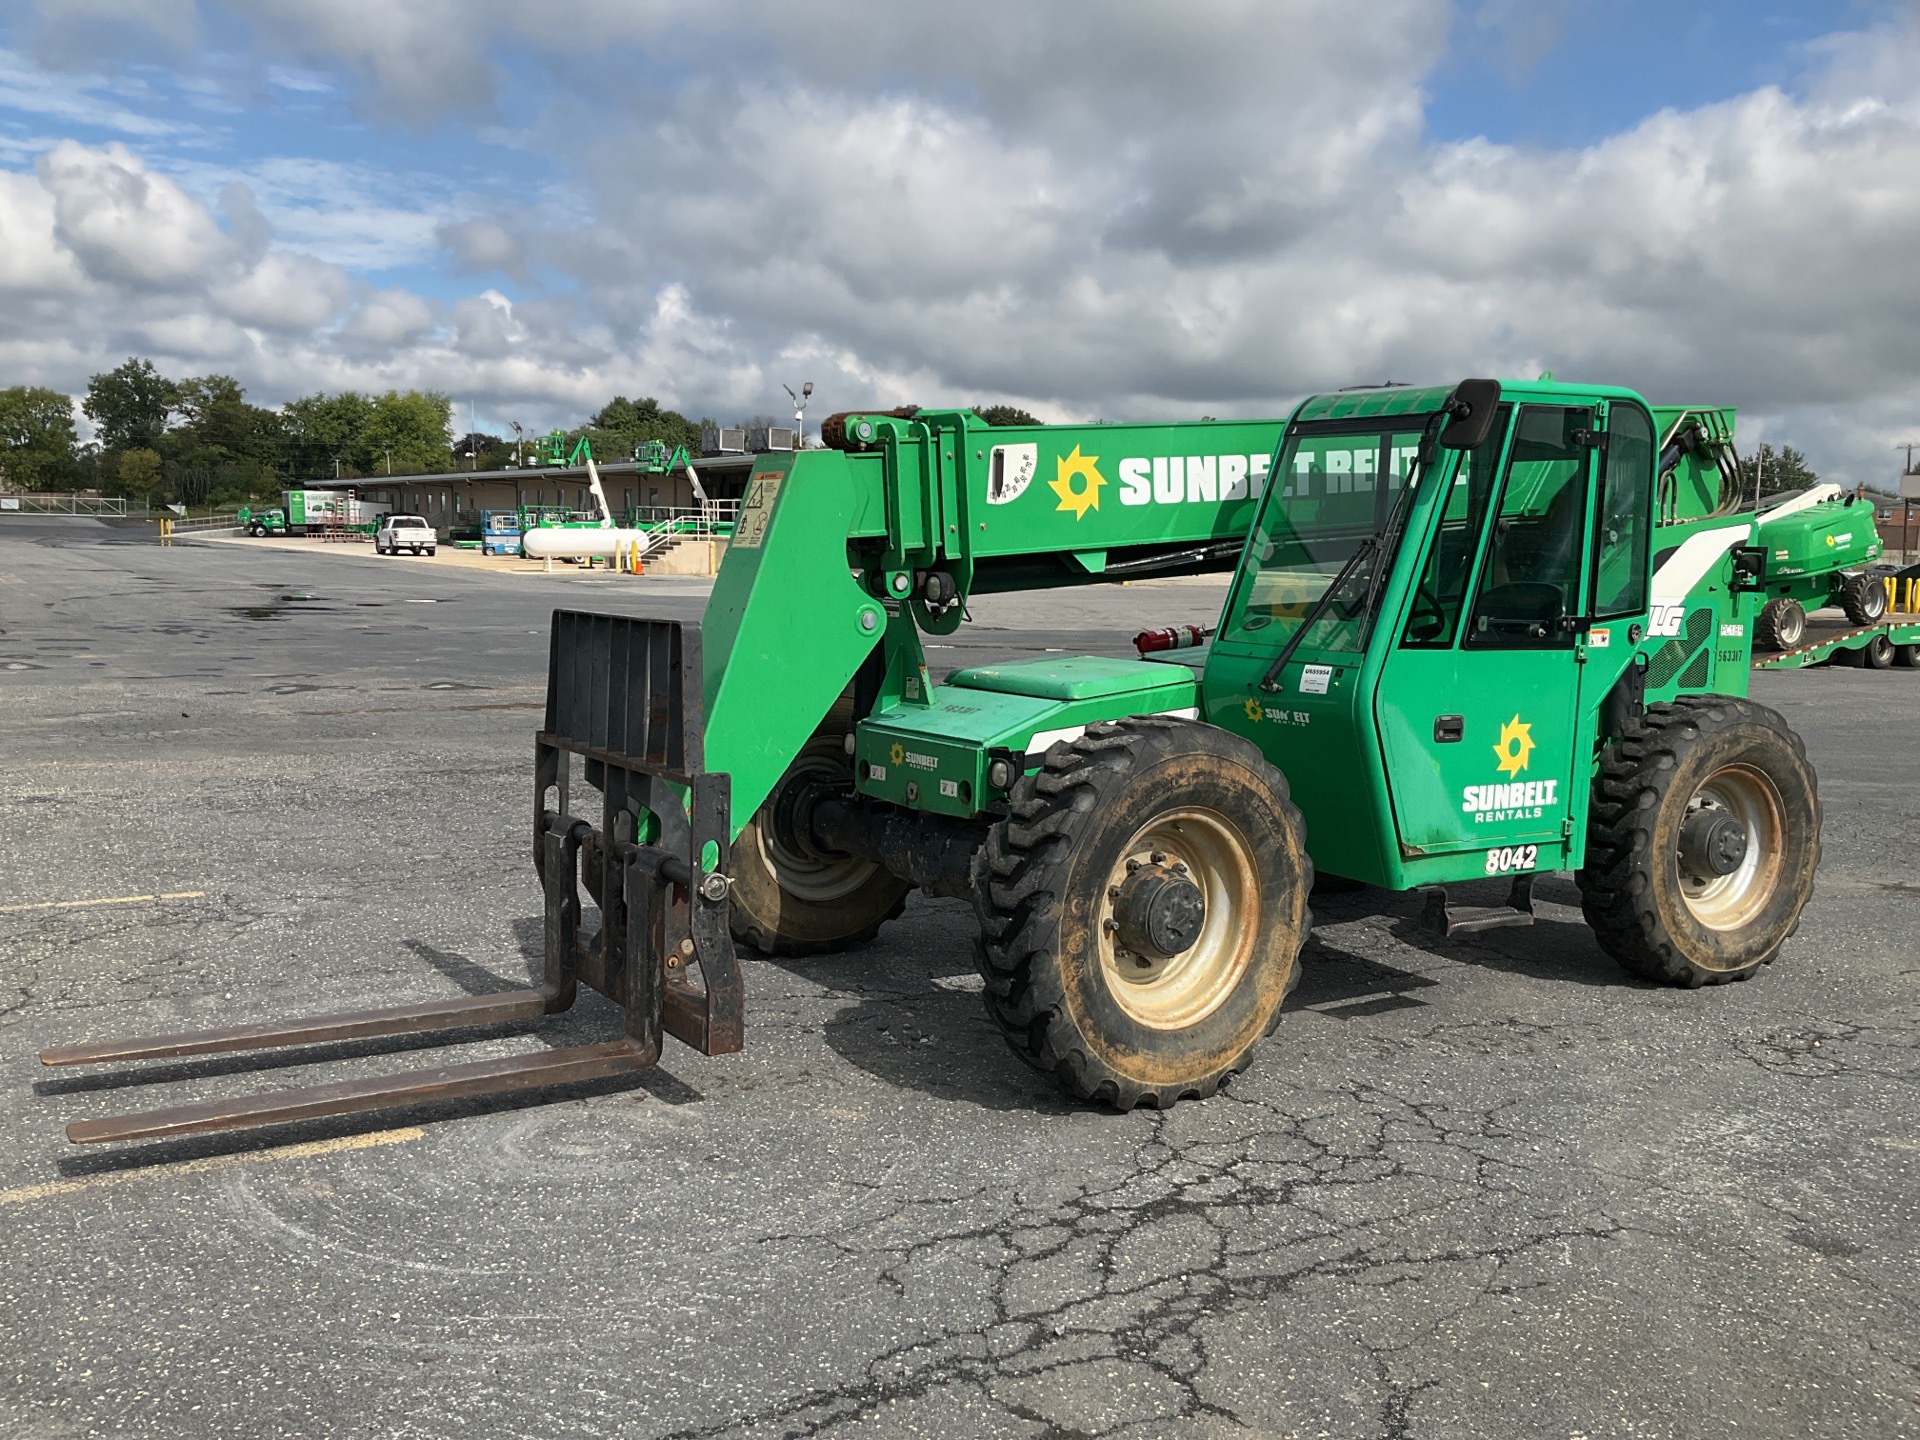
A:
<box><xmin>1256</xmin><ymin>536</ymin><xmax>1378</xmax><ymax>693</ymax></box>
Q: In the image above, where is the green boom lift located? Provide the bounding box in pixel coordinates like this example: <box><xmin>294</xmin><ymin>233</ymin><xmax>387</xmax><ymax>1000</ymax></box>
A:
<box><xmin>45</xmin><ymin>383</ymin><xmax>1824</xmax><ymax>1141</ymax></box>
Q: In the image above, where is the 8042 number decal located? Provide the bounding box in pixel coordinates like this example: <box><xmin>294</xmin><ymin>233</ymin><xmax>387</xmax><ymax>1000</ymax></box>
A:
<box><xmin>1484</xmin><ymin>844</ymin><xmax>1538</xmax><ymax>876</ymax></box>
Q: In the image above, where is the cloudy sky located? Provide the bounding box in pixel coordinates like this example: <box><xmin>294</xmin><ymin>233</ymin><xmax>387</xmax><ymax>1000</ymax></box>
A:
<box><xmin>1</xmin><ymin>0</ymin><xmax>1917</xmax><ymax>485</ymax></box>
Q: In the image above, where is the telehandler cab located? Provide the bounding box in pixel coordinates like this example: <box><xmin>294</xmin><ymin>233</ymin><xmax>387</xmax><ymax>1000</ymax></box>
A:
<box><xmin>45</xmin><ymin>381</ymin><xmax>1821</xmax><ymax>1141</ymax></box>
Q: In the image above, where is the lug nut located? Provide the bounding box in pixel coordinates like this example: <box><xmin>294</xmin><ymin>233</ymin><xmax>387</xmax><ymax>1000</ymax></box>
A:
<box><xmin>1150</xmin><ymin>850</ymin><xmax>1166</xmax><ymax>864</ymax></box>
<box><xmin>1126</xmin><ymin>859</ymin><xmax>1142</xmax><ymax>874</ymax></box>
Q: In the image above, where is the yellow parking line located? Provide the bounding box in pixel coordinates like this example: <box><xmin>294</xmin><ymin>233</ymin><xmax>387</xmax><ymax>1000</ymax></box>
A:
<box><xmin>0</xmin><ymin>891</ymin><xmax>205</xmax><ymax>915</ymax></box>
<box><xmin>0</xmin><ymin>1127</ymin><xmax>425</xmax><ymax>1206</ymax></box>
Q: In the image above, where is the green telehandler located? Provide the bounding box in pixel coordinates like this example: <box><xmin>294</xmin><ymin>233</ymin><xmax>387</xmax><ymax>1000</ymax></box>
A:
<box><xmin>45</xmin><ymin>382</ymin><xmax>1822</xmax><ymax>1141</ymax></box>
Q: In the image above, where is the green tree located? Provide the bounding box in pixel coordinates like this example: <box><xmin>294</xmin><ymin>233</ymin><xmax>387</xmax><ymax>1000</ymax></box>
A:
<box><xmin>586</xmin><ymin>395</ymin><xmax>702</xmax><ymax>458</ymax></box>
<box><xmin>365</xmin><ymin>389</ymin><xmax>453</xmax><ymax>474</ymax></box>
<box><xmin>972</xmin><ymin>404</ymin><xmax>1040</xmax><ymax>426</ymax></box>
<box><xmin>0</xmin><ymin>385</ymin><xmax>79</xmax><ymax>491</ymax></box>
<box><xmin>83</xmin><ymin>358</ymin><xmax>175</xmax><ymax>452</ymax></box>
<box><xmin>453</xmin><ymin>431</ymin><xmax>509</xmax><ymax>469</ymax></box>
<box><xmin>282</xmin><ymin>391</ymin><xmax>376</xmax><ymax>478</ymax></box>
<box><xmin>173</xmin><ymin>375</ymin><xmax>282</xmax><ymax>462</ymax></box>
<box><xmin>108</xmin><ymin>446</ymin><xmax>163</xmax><ymax>501</ymax></box>
<box><xmin>163</xmin><ymin>375</ymin><xmax>286</xmax><ymax>502</ymax></box>
<box><xmin>1736</xmin><ymin>442</ymin><xmax>1819</xmax><ymax>499</ymax></box>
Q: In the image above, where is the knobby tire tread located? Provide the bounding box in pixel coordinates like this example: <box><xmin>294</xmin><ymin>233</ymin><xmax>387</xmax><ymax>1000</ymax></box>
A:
<box><xmin>972</xmin><ymin>716</ymin><xmax>1312</xmax><ymax>1108</ymax></box>
<box><xmin>1577</xmin><ymin>695</ymin><xmax>1818</xmax><ymax>986</ymax></box>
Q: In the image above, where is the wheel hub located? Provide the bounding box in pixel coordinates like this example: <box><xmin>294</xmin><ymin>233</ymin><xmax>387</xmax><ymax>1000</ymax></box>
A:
<box><xmin>1679</xmin><ymin>808</ymin><xmax>1748</xmax><ymax>880</ymax></box>
<box><xmin>1111</xmin><ymin>863</ymin><xmax>1206</xmax><ymax>960</ymax></box>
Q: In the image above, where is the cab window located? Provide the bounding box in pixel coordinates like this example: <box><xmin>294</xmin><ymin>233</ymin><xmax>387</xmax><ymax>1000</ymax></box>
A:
<box><xmin>1401</xmin><ymin>406</ymin><xmax>1509</xmax><ymax>647</ymax></box>
<box><xmin>1591</xmin><ymin>405</ymin><xmax>1653</xmax><ymax>619</ymax></box>
<box><xmin>1465</xmin><ymin>406</ymin><xmax>1592</xmax><ymax>649</ymax></box>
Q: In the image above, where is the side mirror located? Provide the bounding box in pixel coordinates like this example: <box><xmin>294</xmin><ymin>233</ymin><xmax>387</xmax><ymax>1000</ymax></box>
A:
<box><xmin>1436</xmin><ymin>378</ymin><xmax>1503</xmax><ymax>451</ymax></box>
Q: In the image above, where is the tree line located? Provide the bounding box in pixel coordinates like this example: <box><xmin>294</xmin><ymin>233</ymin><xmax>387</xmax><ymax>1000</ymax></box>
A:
<box><xmin>0</xmin><ymin>357</ymin><xmax>715</xmax><ymax>508</ymax></box>
<box><xmin>0</xmin><ymin>356</ymin><xmax>1054</xmax><ymax>507</ymax></box>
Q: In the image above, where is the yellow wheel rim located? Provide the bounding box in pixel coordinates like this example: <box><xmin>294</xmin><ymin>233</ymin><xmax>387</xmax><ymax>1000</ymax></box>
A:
<box><xmin>1677</xmin><ymin>762</ymin><xmax>1785</xmax><ymax>937</ymax></box>
<box><xmin>1097</xmin><ymin>808</ymin><xmax>1260</xmax><ymax>1030</ymax></box>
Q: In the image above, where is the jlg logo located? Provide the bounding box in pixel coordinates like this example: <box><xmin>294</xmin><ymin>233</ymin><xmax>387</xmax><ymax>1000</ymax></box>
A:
<box><xmin>1650</xmin><ymin>605</ymin><xmax>1686</xmax><ymax>637</ymax></box>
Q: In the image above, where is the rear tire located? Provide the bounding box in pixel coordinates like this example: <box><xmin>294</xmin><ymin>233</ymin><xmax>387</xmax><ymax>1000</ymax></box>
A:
<box><xmin>730</xmin><ymin>709</ymin><xmax>911</xmax><ymax>957</ymax></box>
<box><xmin>973</xmin><ymin>717</ymin><xmax>1312</xmax><ymax>1108</ymax></box>
<box><xmin>1578</xmin><ymin>696</ymin><xmax>1819</xmax><ymax>987</ymax></box>
<box><xmin>1895</xmin><ymin>644</ymin><xmax>1920</xmax><ymax>669</ymax></box>
<box><xmin>1754</xmin><ymin>597</ymin><xmax>1806</xmax><ymax>651</ymax></box>
<box><xmin>1863</xmin><ymin>633</ymin><xmax>1895</xmax><ymax>669</ymax></box>
<box><xmin>1841</xmin><ymin>573</ymin><xmax>1888</xmax><ymax>625</ymax></box>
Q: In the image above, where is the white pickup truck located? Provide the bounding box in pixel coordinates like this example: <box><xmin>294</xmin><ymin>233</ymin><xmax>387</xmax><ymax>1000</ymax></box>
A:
<box><xmin>374</xmin><ymin>515</ymin><xmax>437</xmax><ymax>556</ymax></box>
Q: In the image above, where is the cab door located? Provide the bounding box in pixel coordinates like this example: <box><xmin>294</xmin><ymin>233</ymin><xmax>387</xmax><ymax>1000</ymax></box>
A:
<box><xmin>1373</xmin><ymin>403</ymin><xmax>1600</xmax><ymax>872</ymax></box>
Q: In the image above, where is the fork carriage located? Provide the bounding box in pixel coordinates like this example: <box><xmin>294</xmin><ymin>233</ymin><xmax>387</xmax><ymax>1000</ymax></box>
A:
<box><xmin>41</xmin><ymin>612</ymin><xmax>742</xmax><ymax>1144</ymax></box>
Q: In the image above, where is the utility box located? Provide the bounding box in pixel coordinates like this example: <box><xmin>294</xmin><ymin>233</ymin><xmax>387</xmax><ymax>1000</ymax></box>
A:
<box><xmin>704</xmin><ymin>426</ymin><xmax>747</xmax><ymax>454</ymax></box>
<box><xmin>751</xmin><ymin>425</ymin><xmax>798</xmax><ymax>453</ymax></box>
<box><xmin>1901</xmin><ymin>473</ymin><xmax>1920</xmax><ymax>499</ymax></box>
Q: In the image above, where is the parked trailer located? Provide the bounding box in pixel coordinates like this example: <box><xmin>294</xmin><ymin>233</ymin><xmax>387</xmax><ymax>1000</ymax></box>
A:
<box><xmin>1753</xmin><ymin>612</ymin><xmax>1920</xmax><ymax>670</ymax></box>
<box><xmin>1751</xmin><ymin>574</ymin><xmax>1920</xmax><ymax>670</ymax></box>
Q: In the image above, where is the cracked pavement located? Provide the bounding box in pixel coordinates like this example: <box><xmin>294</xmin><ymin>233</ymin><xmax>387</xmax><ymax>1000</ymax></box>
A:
<box><xmin>1</xmin><ymin>519</ymin><xmax>1916</xmax><ymax>1438</ymax></box>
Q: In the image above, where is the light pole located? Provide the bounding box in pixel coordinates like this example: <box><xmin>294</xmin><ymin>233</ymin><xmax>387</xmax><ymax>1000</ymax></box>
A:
<box><xmin>783</xmin><ymin>381</ymin><xmax>814</xmax><ymax>449</ymax></box>
<box><xmin>511</xmin><ymin>421</ymin><xmax>525</xmax><ymax>469</ymax></box>
<box><xmin>1898</xmin><ymin>442</ymin><xmax>1920</xmax><ymax>564</ymax></box>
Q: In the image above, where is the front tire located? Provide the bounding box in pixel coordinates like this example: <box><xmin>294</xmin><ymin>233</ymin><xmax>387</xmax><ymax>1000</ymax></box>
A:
<box><xmin>1578</xmin><ymin>697</ymin><xmax>1819</xmax><ymax>986</ymax></box>
<box><xmin>1841</xmin><ymin>573</ymin><xmax>1888</xmax><ymax>625</ymax></box>
<box><xmin>974</xmin><ymin>717</ymin><xmax>1312</xmax><ymax>1108</ymax></box>
<box><xmin>1754</xmin><ymin>597</ymin><xmax>1806</xmax><ymax>651</ymax></box>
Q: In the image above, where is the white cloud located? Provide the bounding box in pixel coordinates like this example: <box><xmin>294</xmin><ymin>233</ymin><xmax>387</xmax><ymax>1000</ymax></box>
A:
<box><xmin>1</xmin><ymin>4</ymin><xmax>1920</xmax><ymax>489</ymax></box>
<box><xmin>212</xmin><ymin>248</ymin><xmax>350</xmax><ymax>328</ymax></box>
<box><xmin>337</xmin><ymin>286</ymin><xmax>434</xmax><ymax>348</ymax></box>
<box><xmin>36</xmin><ymin>139</ymin><xmax>230</xmax><ymax>286</ymax></box>
<box><xmin>0</xmin><ymin>45</ymin><xmax>187</xmax><ymax>137</ymax></box>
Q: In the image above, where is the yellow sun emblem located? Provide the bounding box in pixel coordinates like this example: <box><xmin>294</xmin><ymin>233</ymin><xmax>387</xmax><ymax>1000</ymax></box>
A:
<box><xmin>888</xmin><ymin>742</ymin><xmax>905</xmax><ymax>766</ymax></box>
<box><xmin>1049</xmin><ymin>445</ymin><xmax>1105</xmax><ymax>519</ymax></box>
<box><xmin>1493</xmin><ymin>715</ymin><xmax>1535</xmax><ymax>777</ymax></box>
<box><xmin>1243</xmin><ymin>697</ymin><xmax>1265</xmax><ymax>722</ymax></box>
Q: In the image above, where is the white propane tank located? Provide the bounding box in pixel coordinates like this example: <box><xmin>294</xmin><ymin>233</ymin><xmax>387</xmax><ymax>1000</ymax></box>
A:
<box><xmin>520</xmin><ymin>526</ymin><xmax>648</xmax><ymax>559</ymax></box>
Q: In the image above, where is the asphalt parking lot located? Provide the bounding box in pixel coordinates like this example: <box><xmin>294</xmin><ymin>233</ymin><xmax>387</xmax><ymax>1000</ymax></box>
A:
<box><xmin>2</xmin><ymin>518</ymin><xmax>1916</xmax><ymax>1439</ymax></box>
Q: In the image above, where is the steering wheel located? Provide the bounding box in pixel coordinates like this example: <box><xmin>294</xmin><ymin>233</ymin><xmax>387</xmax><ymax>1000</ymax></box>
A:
<box><xmin>1405</xmin><ymin>581</ymin><xmax>1449</xmax><ymax>641</ymax></box>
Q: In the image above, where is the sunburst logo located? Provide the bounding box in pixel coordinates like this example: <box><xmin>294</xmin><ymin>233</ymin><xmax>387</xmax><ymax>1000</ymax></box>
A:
<box><xmin>1049</xmin><ymin>445</ymin><xmax>1105</xmax><ymax>519</ymax></box>
<box><xmin>1243</xmin><ymin>697</ymin><xmax>1264</xmax><ymax>722</ymax></box>
<box><xmin>1493</xmin><ymin>715</ymin><xmax>1535</xmax><ymax>777</ymax></box>
<box><xmin>889</xmin><ymin>742</ymin><xmax>905</xmax><ymax>766</ymax></box>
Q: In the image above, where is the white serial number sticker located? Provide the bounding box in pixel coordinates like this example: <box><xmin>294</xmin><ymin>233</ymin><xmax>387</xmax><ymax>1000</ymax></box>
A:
<box><xmin>1484</xmin><ymin>844</ymin><xmax>1539</xmax><ymax>876</ymax></box>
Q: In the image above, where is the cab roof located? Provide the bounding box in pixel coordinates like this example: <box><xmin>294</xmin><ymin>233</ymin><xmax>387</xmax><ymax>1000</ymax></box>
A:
<box><xmin>1291</xmin><ymin>379</ymin><xmax>1681</xmax><ymax>426</ymax></box>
